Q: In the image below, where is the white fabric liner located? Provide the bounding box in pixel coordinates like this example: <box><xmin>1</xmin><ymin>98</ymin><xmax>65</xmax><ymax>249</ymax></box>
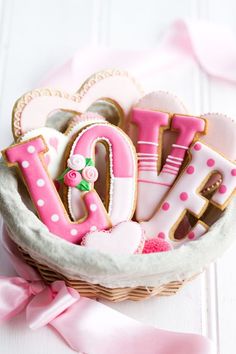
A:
<box><xmin>0</xmin><ymin>160</ymin><xmax>236</xmax><ymax>289</ymax></box>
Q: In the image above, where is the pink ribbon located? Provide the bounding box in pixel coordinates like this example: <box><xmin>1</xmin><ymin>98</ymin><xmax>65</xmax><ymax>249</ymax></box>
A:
<box><xmin>42</xmin><ymin>20</ymin><xmax>236</xmax><ymax>91</ymax></box>
<box><xmin>0</xmin><ymin>225</ymin><xmax>216</xmax><ymax>354</ymax></box>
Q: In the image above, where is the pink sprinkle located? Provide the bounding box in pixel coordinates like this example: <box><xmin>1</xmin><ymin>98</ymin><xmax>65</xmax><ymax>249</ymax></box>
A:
<box><xmin>207</xmin><ymin>159</ymin><xmax>215</xmax><ymax>167</ymax></box>
<box><xmin>179</xmin><ymin>192</ymin><xmax>188</xmax><ymax>201</ymax></box>
<box><xmin>186</xmin><ymin>165</ymin><xmax>195</xmax><ymax>174</ymax></box>
<box><xmin>188</xmin><ymin>231</ymin><xmax>195</xmax><ymax>240</ymax></box>
<box><xmin>142</xmin><ymin>238</ymin><xmax>172</xmax><ymax>253</ymax></box>
<box><xmin>162</xmin><ymin>202</ymin><xmax>170</xmax><ymax>211</ymax></box>
<box><xmin>219</xmin><ymin>184</ymin><xmax>227</xmax><ymax>194</ymax></box>
<box><xmin>158</xmin><ymin>232</ymin><xmax>165</xmax><ymax>239</ymax></box>
<box><xmin>194</xmin><ymin>143</ymin><xmax>201</xmax><ymax>151</ymax></box>
<box><xmin>231</xmin><ymin>169</ymin><xmax>236</xmax><ymax>176</ymax></box>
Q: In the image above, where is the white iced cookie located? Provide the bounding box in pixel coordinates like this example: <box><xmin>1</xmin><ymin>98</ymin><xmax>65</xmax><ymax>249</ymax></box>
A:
<box><xmin>81</xmin><ymin>221</ymin><xmax>145</xmax><ymax>255</ymax></box>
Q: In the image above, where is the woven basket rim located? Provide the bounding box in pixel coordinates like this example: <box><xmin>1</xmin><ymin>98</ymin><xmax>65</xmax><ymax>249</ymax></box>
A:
<box><xmin>1</xmin><ymin>161</ymin><xmax>236</xmax><ymax>289</ymax></box>
<box><xmin>17</xmin><ymin>244</ymin><xmax>197</xmax><ymax>302</ymax></box>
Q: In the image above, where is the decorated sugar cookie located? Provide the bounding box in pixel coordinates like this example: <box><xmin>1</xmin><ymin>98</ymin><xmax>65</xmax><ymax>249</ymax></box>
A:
<box><xmin>3</xmin><ymin>136</ymin><xmax>111</xmax><ymax>243</ymax></box>
<box><xmin>19</xmin><ymin>112</ymin><xmax>109</xmax><ymax>221</ymax></box>
<box><xmin>141</xmin><ymin>141</ymin><xmax>236</xmax><ymax>243</ymax></box>
<box><xmin>81</xmin><ymin>221</ymin><xmax>145</xmax><ymax>255</ymax></box>
<box><xmin>63</xmin><ymin>122</ymin><xmax>137</xmax><ymax>225</ymax></box>
<box><xmin>12</xmin><ymin>69</ymin><xmax>142</xmax><ymax>139</ymax></box>
<box><xmin>132</xmin><ymin>103</ymin><xmax>206</xmax><ymax>221</ymax></box>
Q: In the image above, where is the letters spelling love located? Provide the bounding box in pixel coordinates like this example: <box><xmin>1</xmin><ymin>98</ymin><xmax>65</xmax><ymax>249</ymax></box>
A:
<box><xmin>3</xmin><ymin>110</ymin><xmax>236</xmax><ymax>244</ymax></box>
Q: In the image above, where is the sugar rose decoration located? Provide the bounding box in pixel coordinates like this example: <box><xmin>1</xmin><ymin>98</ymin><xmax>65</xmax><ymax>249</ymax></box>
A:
<box><xmin>57</xmin><ymin>154</ymin><xmax>98</xmax><ymax>192</ymax></box>
<box><xmin>64</xmin><ymin>170</ymin><xmax>82</xmax><ymax>187</ymax></box>
<box><xmin>82</xmin><ymin>166</ymin><xmax>98</xmax><ymax>183</ymax></box>
<box><xmin>67</xmin><ymin>154</ymin><xmax>86</xmax><ymax>171</ymax></box>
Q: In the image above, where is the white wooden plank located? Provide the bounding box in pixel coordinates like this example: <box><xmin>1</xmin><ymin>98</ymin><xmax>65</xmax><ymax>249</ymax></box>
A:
<box><xmin>0</xmin><ymin>0</ymin><xmax>94</xmax><ymax>150</ymax></box>
<box><xmin>109</xmin><ymin>0</ymin><xmax>195</xmax><ymax>48</ymax></box>
<box><xmin>204</xmin><ymin>1</ymin><xmax>236</xmax><ymax>353</ymax></box>
<box><xmin>101</xmin><ymin>275</ymin><xmax>204</xmax><ymax>333</ymax></box>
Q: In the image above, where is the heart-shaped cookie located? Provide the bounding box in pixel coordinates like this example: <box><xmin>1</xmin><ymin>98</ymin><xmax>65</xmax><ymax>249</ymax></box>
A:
<box><xmin>81</xmin><ymin>221</ymin><xmax>145</xmax><ymax>254</ymax></box>
<box><xmin>12</xmin><ymin>69</ymin><xmax>142</xmax><ymax>139</ymax></box>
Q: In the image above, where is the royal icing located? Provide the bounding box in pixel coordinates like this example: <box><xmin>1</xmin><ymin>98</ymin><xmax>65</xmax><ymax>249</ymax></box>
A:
<box><xmin>4</xmin><ymin>137</ymin><xmax>111</xmax><ymax>243</ymax></box>
<box><xmin>141</xmin><ymin>141</ymin><xmax>236</xmax><ymax>243</ymax></box>
<box><xmin>81</xmin><ymin>221</ymin><xmax>145</xmax><ymax>255</ymax></box>
<box><xmin>132</xmin><ymin>108</ymin><xmax>206</xmax><ymax>221</ymax></box>
<box><xmin>186</xmin><ymin>222</ymin><xmax>209</xmax><ymax>241</ymax></box>
<box><xmin>67</xmin><ymin>122</ymin><xmax>137</xmax><ymax>225</ymax></box>
<box><xmin>12</xmin><ymin>70</ymin><xmax>142</xmax><ymax>139</ymax></box>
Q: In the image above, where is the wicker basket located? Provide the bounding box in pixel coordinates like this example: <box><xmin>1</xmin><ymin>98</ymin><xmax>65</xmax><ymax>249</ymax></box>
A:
<box><xmin>1</xmin><ymin>142</ymin><xmax>235</xmax><ymax>303</ymax></box>
<box><xmin>18</xmin><ymin>246</ymin><xmax>193</xmax><ymax>302</ymax></box>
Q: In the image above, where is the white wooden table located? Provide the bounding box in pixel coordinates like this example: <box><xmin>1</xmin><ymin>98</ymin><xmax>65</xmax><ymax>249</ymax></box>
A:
<box><xmin>1</xmin><ymin>1</ymin><xmax>236</xmax><ymax>353</ymax></box>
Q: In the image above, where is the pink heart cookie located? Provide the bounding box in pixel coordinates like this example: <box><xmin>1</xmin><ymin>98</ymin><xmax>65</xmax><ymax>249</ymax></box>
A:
<box><xmin>81</xmin><ymin>221</ymin><xmax>145</xmax><ymax>255</ymax></box>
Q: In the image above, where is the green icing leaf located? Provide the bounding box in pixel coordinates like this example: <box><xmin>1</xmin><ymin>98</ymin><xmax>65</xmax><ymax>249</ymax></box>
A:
<box><xmin>85</xmin><ymin>158</ymin><xmax>94</xmax><ymax>166</ymax></box>
<box><xmin>56</xmin><ymin>167</ymin><xmax>70</xmax><ymax>182</ymax></box>
<box><xmin>76</xmin><ymin>180</ymin><xmax>90</xmax><ymax>191</ymax></box>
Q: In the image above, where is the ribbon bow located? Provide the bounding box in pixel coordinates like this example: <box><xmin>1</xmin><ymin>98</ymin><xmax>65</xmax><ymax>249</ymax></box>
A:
<box><xmin>0</xmin><ymin>225</ymin><xmax>216</xmax><ymax>354</ymax></box>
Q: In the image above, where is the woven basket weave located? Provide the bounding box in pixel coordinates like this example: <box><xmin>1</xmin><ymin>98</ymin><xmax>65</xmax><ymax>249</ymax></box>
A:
<box><xmin>18</xmin><ymin>246</ymin><xmax>193</xmax><ymax>302</ymax></box>
<box><xmin>14</xmin><ymin>185</ymin><xmax>217</xmax><ymax>302</ymax></box>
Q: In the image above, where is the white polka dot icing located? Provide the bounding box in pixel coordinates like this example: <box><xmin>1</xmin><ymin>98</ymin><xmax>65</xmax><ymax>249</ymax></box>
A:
<box><xmin>22</xmin><ymin>161</ymin><xmax>29</xmax><ymax>168</ymax></box>
<box><xmin>90</xmin><ymin>204</ymin><xmax>97</xmax><ymax>212</ymax></box>
<box><xmin>51</xmin><ymin>214</ymin><xmax>59</xmax><ymax>222</ymax></box>
<box><xmin>37</xmin><ymin>199</ymin><xmax>45</xmax><ymax>207</ymax></box>
<box><xmin>36</xmin><ymin>179</ymin><xmax>45</xmax><ymax>187</ymax></box>
<box><xmin>70</xmin><ymin>229</ymin><xmax>78</xmax><ymax>236</ymax></box>
<box><xmin>27</xmin><ymin>145</ymin><xmax>36</xmax><ymax>154</ymax></box>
